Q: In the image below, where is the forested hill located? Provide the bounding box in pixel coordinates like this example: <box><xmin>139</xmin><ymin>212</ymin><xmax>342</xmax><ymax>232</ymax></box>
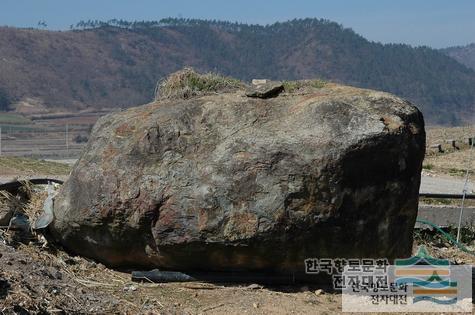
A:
<box><xmin>0</xmin><ymin>18</ymin><xmax>474</xmax><ymax>125</ymax></box>
<box><xmin>441</xmin><ymin>43</ymin><xmax>475</xmax><ymax>71</ymax></box>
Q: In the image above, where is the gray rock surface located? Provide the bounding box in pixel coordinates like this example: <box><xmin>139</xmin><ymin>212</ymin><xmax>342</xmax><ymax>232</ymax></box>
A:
<box><xmin>245</xmin><ymin>81</ymin><xmax>284</xmax><ymax>98</ymax></box>
<box><xmin>50</xmin><ymin>83</ymin><xmax>425</xmax><ymax>275</ymax></box>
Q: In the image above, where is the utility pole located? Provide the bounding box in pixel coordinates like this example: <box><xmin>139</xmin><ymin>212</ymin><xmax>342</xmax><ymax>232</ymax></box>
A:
<box><xmin>65</xmin><ymin>124</ymin><xmax>69</xmax><ymax>157</ymax></box>
<box><xmin>456</xmin><ymin>138</ymin><xmax>474</xmax><ymax>242</ymax></box>
<box><xmin>0</xmin><ymin>126</ymin><xmax>2</xmax><ymax>156</ymax></box>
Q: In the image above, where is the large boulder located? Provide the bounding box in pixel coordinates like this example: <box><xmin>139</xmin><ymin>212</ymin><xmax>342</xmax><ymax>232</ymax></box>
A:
<box><xmin>50</xmin><ymin>82</ymin><xmax>425</xmax><ymax>275</ymax></box>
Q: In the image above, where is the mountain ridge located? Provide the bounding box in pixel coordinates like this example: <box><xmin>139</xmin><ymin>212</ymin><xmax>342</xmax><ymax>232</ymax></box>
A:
<box><xmin>441</xmin><ymin>43</ymin><xmax>475</xmax><ymax>71</ymax></box>
<box><xmin>0</xmin><ymin>18</ymin><xmax>474</xmax><ymax>125</ymax></box>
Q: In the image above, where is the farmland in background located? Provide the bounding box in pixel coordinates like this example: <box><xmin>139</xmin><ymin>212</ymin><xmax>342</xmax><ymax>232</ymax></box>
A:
<box><xmin>0</xmin><ymin>111</ymin><xmax>111</xmax><ymax>159</ymax></box>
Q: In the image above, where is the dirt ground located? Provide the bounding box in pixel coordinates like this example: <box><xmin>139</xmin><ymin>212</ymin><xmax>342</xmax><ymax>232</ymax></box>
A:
<box><xmin>0</xmin><ymin>157</ymin><xmax>70</xmax><ymax>183</ymax></box>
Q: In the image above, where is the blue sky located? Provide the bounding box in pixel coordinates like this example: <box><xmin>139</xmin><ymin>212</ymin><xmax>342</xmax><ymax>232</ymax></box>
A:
<box><xmin>1</xmin><ymin>0</ymin><xmax>474</xmax><ymax>48</ymax></box>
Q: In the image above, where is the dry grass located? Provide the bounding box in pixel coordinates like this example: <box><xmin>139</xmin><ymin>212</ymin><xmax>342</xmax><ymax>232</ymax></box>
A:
<box><xmin>424</xmin><ymin>126</ymin><xmax>475</xmax><ymax>177</ymax></box>
<box><xmin>426</xmin><ymin>125</ymin><xmax>475</xmax><ymax>144</ymax></box>
<box><xmin>22</xmin><ymin>189</ymin><xmax>47</xmax><ymax>226</ymax></box>
<box><xmin>424</xmin><ymin>150</ymin><xmax>475</xmax><ymax>177</ymax></box>
<box><xmin>0</xmin><ymin>181</ymin><xmax>35</xmax><ymax>231</ymax></box>
<box><xmin>282</xmin><ymin>79</ymin><xmax>326</xmax><ymax>93</ymax></box>
<box><xmin>0</xmin><ymin>191</ymin><xmax>23</xmax><ymax>229</ymax></box>
<box><xmin>0</xmin><ymin>242</ymin><xmax>138</xmax><ymax>313</ymax></box>
<box><xmin>154</xmin><ymin>67</ymin><xmax>244</xmax><ymax>100</ymax></box>
<box><xmin>0</xmin><ymin>157</ymin><xmax>71</xmax><ymax>176</ymax></box>
<box><xmin>0</xmin><ymin>189</ymin><xmax>138</xmax><ymax>313</ymax></box>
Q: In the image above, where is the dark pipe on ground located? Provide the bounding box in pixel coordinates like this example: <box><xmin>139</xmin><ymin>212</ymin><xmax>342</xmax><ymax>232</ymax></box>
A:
<box><xmin>132</xmin><ymin>269</ymin><xmax>315</xmax><ymax>285</ymax></box>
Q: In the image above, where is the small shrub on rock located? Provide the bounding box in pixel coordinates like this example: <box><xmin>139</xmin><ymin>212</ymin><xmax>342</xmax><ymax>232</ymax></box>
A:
<box><xmin>155</xmin><ymin>68</ymin><xmax>244</xmax><ymax>100</ymax></box>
